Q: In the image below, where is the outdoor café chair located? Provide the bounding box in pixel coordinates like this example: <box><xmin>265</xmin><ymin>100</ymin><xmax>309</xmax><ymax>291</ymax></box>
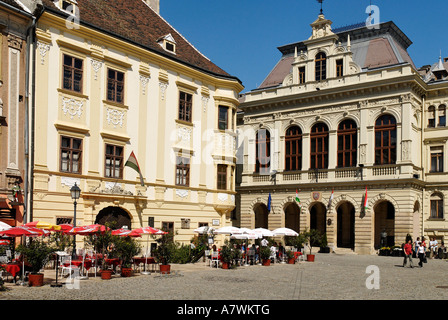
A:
<box><xmin>210</xmin><ymin>252</ymin><xmax>219</xmax><ymax>268</ymax></box>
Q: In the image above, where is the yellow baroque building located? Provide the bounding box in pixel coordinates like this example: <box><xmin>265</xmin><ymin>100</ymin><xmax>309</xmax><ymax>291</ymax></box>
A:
<box><xmin>29</xmin><ymin>0</ymin><xmax>243</xmax><ymax>248</ymax></box>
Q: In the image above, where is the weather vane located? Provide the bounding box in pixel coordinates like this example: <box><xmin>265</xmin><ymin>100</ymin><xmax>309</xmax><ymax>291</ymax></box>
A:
<box><xmin>316</xmin><ymin>0</ymin><xmax>324</xmax><ymax>14</ymax></box>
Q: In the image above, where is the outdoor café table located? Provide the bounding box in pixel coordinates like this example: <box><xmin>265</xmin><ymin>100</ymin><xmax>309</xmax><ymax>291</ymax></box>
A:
<box><xmin>63</xmin><ymin>259</ymin><xmax>93</xmax><ymax>277</ymax></box>
<box><xmin>133</xmin><ymin>257</ymin><xmax>155</xmax><ymax>272</ymax></box>
<box><xmin>1</xmin><ymin>263</ymin><xmax>21</xmax><ymax>282</ymax></box>
<box><xmin>105</xmin><ymin>258</ymin><xmax>120</xmax><ymax>273</ymax></box>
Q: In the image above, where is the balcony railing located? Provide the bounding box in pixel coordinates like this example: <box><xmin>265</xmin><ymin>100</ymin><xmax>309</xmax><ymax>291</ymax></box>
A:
<box><xmin>241</xmin><ymin>164</ymin><xmax>420</xmax><ymax>186</ymax></box>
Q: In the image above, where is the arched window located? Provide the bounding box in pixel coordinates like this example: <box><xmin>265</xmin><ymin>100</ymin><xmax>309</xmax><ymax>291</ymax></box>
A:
<box><xmin>310</xmin><ymin>123</ymin><xmax>329</xmax><ymax>169</ymax></box>
<box><xmin>428</xmin><ymin>106</ymin><xmax>435</xmax><ymax>127</ymax></box>
<box><xmin>430</xmin><ymin>193</ymin><xmax>444</xmax><ymax>219</ymax></box>
<box><xmin>315</xmin><ymin>52</ymin><xmax>327</xmax><ymax>82</ymax></box>
<box><xmin>438</xmin><ymin>104</ymin><xmax>446</xmax><ymax>127</ymax></box>
<box><xmin>375</xmin><ymin>114</ymin><xmax>397</xmax><ymax>165</ymax></box>
<box><xmin>337</xmin><ymin>119</ymin><xmax>357</xmax><ymax>167</ymax></box>
<box><xmin>285</xmin><ymin>126</ymin><xmax>302</xmax><ymax>171</ymax></box>
<box><xmin>256</xmin><ymin>129</ymin><xmax>270</xmax><ymax>174</ymax></box>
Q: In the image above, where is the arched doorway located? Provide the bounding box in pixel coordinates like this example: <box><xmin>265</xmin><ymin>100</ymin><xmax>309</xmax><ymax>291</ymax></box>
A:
<box><xmin>284</xmin><ymin>202</ymin><xmax>300</xmax><ymax>233</ymax></box>
<box><xmin>95</xmin><ymin>206</ymin><xmax>132</xmax><ymax>229</ymax></box>
<box><xmin>336</xmin><ymin>202</ymin><xmax>355</xmax><ymax>249</ymax></box>
<box><xmin>310</xmin><ymin>202</ymin><xmax>326</xmax><ymax>234</ymax></box>
<box><xmin>254</xmin><ymin>203</ymin><xmax>269</xmax><ymax>229</ymax></box>
<box><xmin>374</xmin><ymin>201</ymin><xmax>395</xmax><ymax>248</ymax></box>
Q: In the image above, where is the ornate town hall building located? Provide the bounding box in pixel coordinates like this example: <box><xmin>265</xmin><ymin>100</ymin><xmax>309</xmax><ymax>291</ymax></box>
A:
<box><xmin>236</xmin><ymin>13</ymin><xmax>448</xmax><ymax>254</ymax></box>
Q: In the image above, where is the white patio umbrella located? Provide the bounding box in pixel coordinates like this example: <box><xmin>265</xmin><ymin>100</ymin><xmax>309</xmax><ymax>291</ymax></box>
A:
<box><xmin>253</xmin><ymin>228</ymin><xmax>275</xmax><ymax>237</ymax></box>
<box><xmin>193</xmin><ymin>226</ymin><xmax>215</xmax><ymax>234</ymax></box>
<box><xmin>272</xmin><ymin>227</ymin><xmax>299</xmax><ymax>237</ymax></box>
<box><xmin>213</xmin><ymin>226</ymin><xmax>242</xmax><ymax>235</ymax></box>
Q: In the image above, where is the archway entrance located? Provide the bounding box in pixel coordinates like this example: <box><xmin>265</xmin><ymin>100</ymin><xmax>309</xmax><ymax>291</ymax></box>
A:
<box><xmin>336</xmin><ymin>202</ymin><xmax>355</xmax><ymax>249</ymax></box>
<box><xmin>284</xmin><ymin>202</ymin><xmax>300</xmax><ymax>233</ymax></box>
<box><xmin>254</xmin><ymin>203</ymin><xmax>269</xmax><ymax>229</ymax></box>
<box><xmin>374</xmin><ymin>201</ymin><xmax>395</xmax><ymax>249</ymax></box>
<box><xmin>310</xmin><ymin>202</ymin><xmax>326</xmax><ymax>234</ymax></box>
<box><xmin>95</xmin><ymin>206</ymin><xmax>132</xmax><ymax>229</ymax></box>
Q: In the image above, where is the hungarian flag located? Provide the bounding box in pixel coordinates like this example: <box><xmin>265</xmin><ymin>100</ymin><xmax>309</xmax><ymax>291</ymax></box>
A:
<box><xmin>295</xmin><ymin>189</ymin><xmax>301</xmax><ymax>207</ymax></box>
<box><xmin>327</xmin><ymin>189</ymin><xmax>334</xmax><ymax>209</ymax></box>
<box><xmin>125</xmin><ymin>151</ymin><xmax>144</xmax><ymax>186</ymax></box>
<box><xmin>363</xmin><ymin>186</ymin><xmax>368</xmax><ymax>210</ymax></box>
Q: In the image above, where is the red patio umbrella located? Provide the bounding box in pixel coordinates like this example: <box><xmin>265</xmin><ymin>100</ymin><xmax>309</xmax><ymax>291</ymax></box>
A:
<box><xmin>111</xmin><ymin>228</ymin><xmax>141</xmax><ymax>237</ymax></box>
<box><xmin>66</xmin><ymin>224</ymin><xmax>109</xmax><ymax>235</ymax></box>
<box><xmin>0</xmin><ymin>225</ymin><xmax>48</xmax><ymax>237</ymax></box>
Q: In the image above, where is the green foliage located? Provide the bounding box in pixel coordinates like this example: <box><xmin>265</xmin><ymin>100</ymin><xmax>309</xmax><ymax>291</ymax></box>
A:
<box><xmin>83</xmin><ymin>224</ymin><xmax>120</xmax><ymax>270</ymax></box>
<box><xmin>286</xmin><ymin>250</ymin><xmax>295</xmax><ymax>259</ymax></box>
<box><xmin>304</xmin><ymin>229</ymin><xmax>323</xmax><ymax>255</ymax></box>
<box><xmin>16</xmin><ymin>238</ymin><xmax>57</xmax><ymax>274</ymax></box>
<box><xmin>287</xmin><ymin>233</ymin><xmax>307</xmax><ymax>250</ymax></box>
<box><xmin>259</xmin><ymin>245</ymin><xmax>271</xmax><ymax>260</ymax></box>
<box><xmin>154</xmin><ymin>232</ymin><xmax>176</xmax><ymax>265</ymax></box>
<box><xmin>49</xmin><ymin>232</ymin><xmax>72</xmax><ymax>251</ymax></box>
<box><xmin>115</xmin><ymin>237</ymin><xmax>141</xmax><ymax>268</ymax></box>
<box><xmin>219</xmin><ymin>241</ymin><xmax>233</xmax><ymax>264</ymax></box>
<box><xmin>320</xmin><ymin>233</ymin><xmax>328</xmax><ymax>248</ymax></box>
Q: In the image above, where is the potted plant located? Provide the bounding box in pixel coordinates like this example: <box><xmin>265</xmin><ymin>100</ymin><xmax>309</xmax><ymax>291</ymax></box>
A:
<box><xmin>154</xmin><ymin>232</ymin><xmax>174</xmax><ymax>274</ymax></box>
<box><xmin>286</xmin><ymin>250</ymin><xmax>295</xmax><ymax>264</ymax></box>
<box><xmin>305</xmin><ymin>229</ymin><xmax>322</xmax><ymax>262</ymax></box>
<box><xmin>84</xmin><ymin>226</ymin><xmax>118</xmax><ymax>280</ymax></box>
<box><xmin>220</xmin><ymin>242</ymin><xmax>233</xmax><ymax>269</ymax></box>
<box><xmin>259</xmin><ymin>245</ymin><xmax>271</xmax><ymax>266</ymax></box>
<box><xmin>319</xmin><ymin>233</ymin><xmax>330</xmax><ymax>253</ymax></box>
<box><xmin>16</xmin><ymin>238</ymin><xmax>56</xmax><ymax>286</ymax></box>
<box><xmin>115</xmin><ymin>236</ymin><xmax>141</xmax><ymax>277</ymax></box>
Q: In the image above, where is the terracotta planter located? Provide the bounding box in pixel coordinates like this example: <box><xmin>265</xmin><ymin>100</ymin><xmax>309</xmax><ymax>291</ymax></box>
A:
<box><xmin>28</xmin><ymin>273</ymin><xmax>44</xmax><ymax>287</ymax></box>
<box><xmin>262</xmin><ymin>259</ymin><xmax>270</xmax><ymax>266</ymax></box>
<box><xmin>160</xmin><ymin>264</ymin><xmax>171</xmax><ymax>274</ymax></box>
<box><xmin>288</xmin><ymin>258</ymin><xmax>295</xmax><ymax>264</ymax></box>
<box><xmin>101</xmin><ymin>270</ymin><xmax>113</xmax><ymax>280</ymax></box>
<box><xmin>307</xmin><ymin>254</ymin><xmax>315</xmax><ymax>262</ymax></box>
<box><xmin>121</xmin><ymin>267</ymin><xmax>133</xmax><ymax>277</ymax></box>
<box><xmin>222</xmin><ymin>262</ymin><xmax>229</xmax><ymax>269</ymax></box>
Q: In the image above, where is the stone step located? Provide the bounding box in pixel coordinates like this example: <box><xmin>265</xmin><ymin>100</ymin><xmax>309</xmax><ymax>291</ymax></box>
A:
<box><xmin>333</xmin><ymin>248</ymin><xmax>357</xmax><ymax>255</ymax></box>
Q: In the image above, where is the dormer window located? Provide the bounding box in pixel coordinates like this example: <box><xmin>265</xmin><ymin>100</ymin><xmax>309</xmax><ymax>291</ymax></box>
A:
<box><xmin>157</xmin><ymin>33</ymin><xmax>176</xmax><ymax>54</ymax></box>
<box><xmin>54</xmin><ymin>0</ymin><xmax>78</xmax><ymax>15</ymax></box>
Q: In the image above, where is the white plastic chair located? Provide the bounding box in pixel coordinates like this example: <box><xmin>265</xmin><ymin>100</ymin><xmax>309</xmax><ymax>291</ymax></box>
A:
<box><xmin>58</xmin><ymin>253</ymin><xmax>79</xmax><ymax>278</ymax></box>
<box><xmin>204</xmin><ymin>250</ymin><xmax>210</xmax><ymax>266</ymax></box>
<box><xmin>210</xmin><ymin>252</ymin><xmax>219</xmax><ymax>268</ymax></box>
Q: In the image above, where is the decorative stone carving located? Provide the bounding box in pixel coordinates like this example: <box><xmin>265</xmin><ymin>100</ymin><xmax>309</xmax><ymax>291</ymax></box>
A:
<box><xmin>37</xmin><ymin>41</ymin><xmax>50</xmax><ymax>65</ymax></box>
<box><xmin>90</xmin><ymin>59</ymin><xmax>102</xmax><ymax>80</ymax></box>
<box><xmin>61</xmin><ymin>177</ymin><xmax>80</xmax><ymax>188</ymax></box>
<box><xmin>62</xmin><ymin>97</ymin><xmax>83</xmax><ymax>120</ymax></box>
<box><xmin>176</xmin><ymin>189</ymin><xmax>188</xmax><ymax>198</ymax></box>
<box><xmin>159</xmin><ymin>81</ymin><xmax>168</xmax><ymax>100</ymax></box>
<box><xmin>139</xmin><ymin>74</ymin><xmax>150</xmax><ymax>95</ymax></box>
<box><xmin>106</xmin><ymin>108</ymin><xmax>125</xmax><ymax>128</ymax></box>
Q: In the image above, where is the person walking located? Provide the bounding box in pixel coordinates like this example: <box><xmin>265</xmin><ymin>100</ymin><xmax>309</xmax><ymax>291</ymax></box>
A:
<box><xmin>414</xmin><ymin>237</ymin><xmax>420</xmax><ymax>258</ymax></box>
<box><xmin>403</xmin><ymin>239</ymin><xmax>414</xmax><ymax>268</ymax></box>
<box><xmin>418</xmin><ymin>239</ymin><xmax>427</xmax><ymax>267</ymax></box>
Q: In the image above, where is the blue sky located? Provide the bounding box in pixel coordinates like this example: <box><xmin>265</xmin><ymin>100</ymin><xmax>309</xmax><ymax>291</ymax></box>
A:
<box><xmin>160</xmin><ymin>0</ymin><xmax>448</xmax><ymax>93</ymax></box>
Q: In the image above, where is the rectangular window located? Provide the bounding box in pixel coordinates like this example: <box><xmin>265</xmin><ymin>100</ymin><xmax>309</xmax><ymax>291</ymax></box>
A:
<box><xmin>336</xmin><ymin>59</ymin><xmax>344</xmax><ymax>77</ymax></box>
<box><xmin>175</xmin><ymin>156</ymin><xmax>190</xmax><ymax>186</ymax></box>
<box><xmin>63</xmin><ymin>54</ymin><xmax>83</xmax><ymax>93</ymax></box>
<box><xmin>60</xmin><ymin>136</ymin><xmax>82</xmax><ymax>174</ymax></box>
<box><xmin>105</xmin><ymin>144</ymin><xmax>124</xmax><ymax>178</ymax></box>
<box><xmin>162</xmin><ymin>221</ymin><xmax>174</xmax><ymax>234</ymax></box>
<box><xmin>107</xmin><ymin>68</ymin><xmax>124</xmax><ymax>103</ymax></box>
<box><xmin>217</xmin><ymin>164</ymin><xmax>227</xmax><ymax>190</ymax></box>
<box><xmin>178</xmin><ymin>91</ymin><xmax>192</xmax><ymax>122</ymax></box>
<box><xmin>299</xmin><ymin>67</ymin><xmax>306</xmax><ymax>84</ymax></box>
<box><xmin>439</xmin><ymin>107</ymin><xmax>446</xmax><ymax>127</ymax></box>
<box><xmin>428</xmin><ymin>107</ymin><xmax>435</xmax><ymax>128</ymax></box>
<box><xmin>218</xmin><ymin>106</ymin><xmax>228</xmax><ymax>130</ymax></box>
<box><xmin>430</xmin><ymin>147</ymin><xmax>444</xmax><ymax>172</ymax></box>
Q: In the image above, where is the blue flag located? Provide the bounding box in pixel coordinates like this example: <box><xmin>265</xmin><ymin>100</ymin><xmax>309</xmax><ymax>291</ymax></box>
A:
<box><xmin>267</xmin><ymin>193</ymin><xmax>272</xmax><ymax>212</ymax></box>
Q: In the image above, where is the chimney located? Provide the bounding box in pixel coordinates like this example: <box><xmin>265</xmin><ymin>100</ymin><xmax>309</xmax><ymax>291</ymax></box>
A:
<box><xmin>143</xmin><ymin>0</ymin><xmax>159</xmax><ymax>14</ymax></box>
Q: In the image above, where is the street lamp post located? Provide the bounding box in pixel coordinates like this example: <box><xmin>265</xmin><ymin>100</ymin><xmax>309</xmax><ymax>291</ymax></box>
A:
<box><xmin>70</xmin><ymin>183</ymin><xmax>81</xmax><ymax>259</ymax></box>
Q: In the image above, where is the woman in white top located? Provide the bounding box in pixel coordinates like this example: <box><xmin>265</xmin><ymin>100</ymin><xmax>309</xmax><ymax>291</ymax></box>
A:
<box><xmin>417</xmin><ymin>241</ymin><xmax>426</xmax><ymax>267</ymax></box>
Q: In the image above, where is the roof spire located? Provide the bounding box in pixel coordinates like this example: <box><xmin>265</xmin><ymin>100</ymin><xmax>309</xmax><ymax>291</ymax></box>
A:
<box><xmin>316</xmin><ymin>0</ymin><xmax>324</xmax><ymax>15</ymax></box>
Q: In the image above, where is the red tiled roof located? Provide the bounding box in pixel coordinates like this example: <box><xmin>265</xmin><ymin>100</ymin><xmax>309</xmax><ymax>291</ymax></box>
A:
<box><xmin>40</xmin><ymin>0</ymin><xmax>240</xmax><ymax>82</ymax></box>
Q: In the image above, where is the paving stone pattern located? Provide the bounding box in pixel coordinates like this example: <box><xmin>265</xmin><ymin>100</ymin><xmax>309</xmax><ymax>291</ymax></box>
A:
<box><xmin>1</xmin><ymin>253</ymin><xmax>448</xmax><ymax>300</ymax></box>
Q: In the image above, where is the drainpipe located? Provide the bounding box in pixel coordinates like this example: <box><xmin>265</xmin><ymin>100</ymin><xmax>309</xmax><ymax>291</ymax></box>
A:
<box><xmin>24</xmin><ymin>4</ymin><xmax>44</xmax><ymax>224</ymax></box>
<box><xmin>421</xmin><ymin>94</ymin><xmax>425</xmax><ymax>238</ymax></box>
